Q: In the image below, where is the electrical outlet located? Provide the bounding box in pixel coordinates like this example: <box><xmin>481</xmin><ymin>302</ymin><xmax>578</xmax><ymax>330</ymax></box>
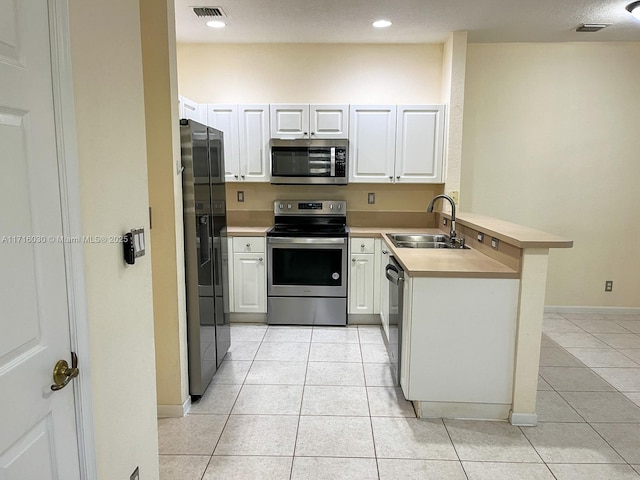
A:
<box><xmin>367</xmin><ymin>192</ymin><xmax>375</xmax><ymax>204</ymax></box>
<box><xmin>605</xmin><ymin>280</ymin><xmax>613</xmax><ymax>292</ymax></box>
<box><xmin>449</xmin><ymin>191</ymin><xmax>459</xmax><ymax>203</ymax></box>
<box><xmin>491</xmin><ymin>237</ymin><xmax>499</xmax><ymax>249</ymax></box>
<box><xmin>443</xmin><ymin>218</ymin><xmax>447</xmax><ymax>226</ymax></box>
<box><xmin>130</xmin><ymin>466</ymin><xmax>139</xmax><ymax>480</ymax></box>
<box><xmin>477</xmin><ymin>232</ymin><xmax>484</xmax><ymax>243</ymax></box>
<box><xmin>237</xmin><ymin>191</ymin><xmax>244</xmax><ymax>202</ymax></box>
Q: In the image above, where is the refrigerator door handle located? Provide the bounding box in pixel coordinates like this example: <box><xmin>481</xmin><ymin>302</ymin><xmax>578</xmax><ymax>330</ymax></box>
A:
<box><xmin>198</xmin><ymin>216</ymin><xmax>211</xmax><ymax>265</ymax></box>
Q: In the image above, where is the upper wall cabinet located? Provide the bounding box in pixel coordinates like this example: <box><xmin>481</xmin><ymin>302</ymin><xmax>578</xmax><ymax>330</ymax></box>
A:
<box><xmin>349</xmin><ymin>104</ymin><xmax>446</xmax><ymax>184</ymax></box>
<box><xmin>207</xmin><ymin>104</ymin><xmax>271</xmax><ymax>182</ymax></box>
<box><xmin>207</xmin><ymin>104</ymin><xmax>240</xmax><ymax>180</ymax></box>
<box><xmin>270</xmin><ymin>104</ymin><xmax>349</xmax><ymax>139</ymax></box>
<box><xmin>395</xmin><ymin>105</ymin><xmax>445</xmax><ymax>183</ymax></box>
<box><xmin>179</xmin><ymin>95</ymin><xmax>207</xmax><ymax>124</ymax></box>
<box><xmin>349</xmin><ymin>105</ymin><xmax>397</xmax><ymax>183</ymax></box>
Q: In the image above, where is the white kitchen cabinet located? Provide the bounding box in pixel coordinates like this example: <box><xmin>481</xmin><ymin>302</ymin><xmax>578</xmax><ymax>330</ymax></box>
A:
<box><xmin>349</xmin><ymin>105</ymin><xmax>397</xmax><ymax>183</ymax></box>
<box><xmin>238</xmin><ymin>104</ymin><xmax>270</xmax><ymax>182</ymax></box>
<box><xmin>401</xmin><ymin>276</ymin><xmax>520</xmax><ymax>419</ymax></box>
<box><xmin>206</xmin><ymin>104</ymin><xmax>270</xmax><ymax>182</ymax></box>
<box><xmin>230</xmin><ymin>237</ymin><xmax>267</xmax><ymax>313</ymax></box>
<box><xmin>395</xmin><ymin>105</ymin><xmax>445</xmax><ymax>183</ymax></box>
<box><xmin>207</xmin><ymin>104</ymin><xmax>240</xmax><ymax>180</ymax></box>
<box><xmin>349</xmin><ymin>104</ymin><xmax>445</xmax><ymax>184</ymax></box>
<box><xmin>348</xmin><ymin>238</ymin><xmax>375</xmax><ymax>315</ymax></box>
<box><xmin>270</xmin><ymin>104</ymin><xmax>348</xmax><ymax>139</ymax></box>
<box><xmin>179</xmin><ymin>95</ymin><xmax>206</xmax><ymax>123</ymax></box>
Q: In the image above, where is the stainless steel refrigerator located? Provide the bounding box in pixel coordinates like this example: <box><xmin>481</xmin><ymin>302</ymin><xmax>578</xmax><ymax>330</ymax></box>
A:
<box><xmin>180</xmin><ymin>119</ymin><xmax>230</xmax><ymax>398</ymax></box>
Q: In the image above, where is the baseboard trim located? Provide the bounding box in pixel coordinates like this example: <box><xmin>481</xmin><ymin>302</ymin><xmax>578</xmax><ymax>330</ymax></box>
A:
<box><xmin>347</xmin><ymin>314</ymin><xmax>381</xmax><ymax>325</ymax></box>
<box><xmin>230</xmin><ymin>313</ymin><xmax>267</xmax><ymax>324</ymax></box>
<box><xmin>157</xmin><ymin>396</ymin><xmax>191</xmax><ymax>418</ymax></box>
<box><xmin>545</xmin><ymin>306</ymin><xmax>640</xmax><ymax>315</ymax></box>
<box><xmin>510</xmin><ymin>411</ymin><xmax>538</xmax><ymax>426</ymax></box>
<box><xmin>412</xmin><ymin>401</ymin><xmax>510</xmax><ymax>421</ymax></box>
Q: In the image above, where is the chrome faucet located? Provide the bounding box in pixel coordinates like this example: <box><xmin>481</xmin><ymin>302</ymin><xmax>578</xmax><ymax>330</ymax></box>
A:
<box><xmin>427</xmin><ymin>194</ymin><xmax>457</xmax><ymax>241</ymax></box>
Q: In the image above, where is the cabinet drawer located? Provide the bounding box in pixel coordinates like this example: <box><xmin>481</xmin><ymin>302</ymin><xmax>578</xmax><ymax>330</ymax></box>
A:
<box><xmin>350</xmin><ymin>237</ymin><xmax>376</xmax><ymax>254</ymax></box>
<box><xmin>232</xmin><ymin>236</ymin><xmax>265</xmax><ymax>253</ymax></box>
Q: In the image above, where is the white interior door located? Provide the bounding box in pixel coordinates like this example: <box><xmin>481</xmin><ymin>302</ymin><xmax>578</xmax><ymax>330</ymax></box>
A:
<box><xmin>0</xmin><ymin>0</ymin><xmax>82</xmax><ymax>478</ymax></box>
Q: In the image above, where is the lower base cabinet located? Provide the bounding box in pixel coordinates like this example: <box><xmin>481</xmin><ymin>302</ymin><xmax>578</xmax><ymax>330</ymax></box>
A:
<box><xmin>401</xmin><ymin>276</ymin><xmax>520</xmax><ymax>419</ymax></box>
<box><xmin>228</xmin><ymin>237</ymin><xmax>267</xmax><ymax>313</ymax></box>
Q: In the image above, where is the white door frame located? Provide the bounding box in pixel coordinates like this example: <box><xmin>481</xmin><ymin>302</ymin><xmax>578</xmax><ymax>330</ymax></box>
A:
<box><xmin>48</xmin><ymin>1</ymin><xmax>97</xmax><ymax>478</ymax></box>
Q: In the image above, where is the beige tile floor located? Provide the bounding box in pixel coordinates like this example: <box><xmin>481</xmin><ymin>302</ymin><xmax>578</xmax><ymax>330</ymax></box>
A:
<box><xmin>158</xmin><ymin>313</ymin><xmax>640</xmax><ymax>479</ymax></box>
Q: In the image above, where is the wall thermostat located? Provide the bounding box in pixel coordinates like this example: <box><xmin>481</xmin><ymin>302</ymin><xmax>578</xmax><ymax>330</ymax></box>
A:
<box><xmin>124</xmin><ymin>227</ymin><xmax>145</xmax><ymax>265</ymax></box>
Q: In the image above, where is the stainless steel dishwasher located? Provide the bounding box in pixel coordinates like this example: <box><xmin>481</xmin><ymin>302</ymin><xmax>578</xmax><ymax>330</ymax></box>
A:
<box><xmin>385</xmin><ymin>256</ymin><xmax>404</xmax><ymax>386</ymax></box>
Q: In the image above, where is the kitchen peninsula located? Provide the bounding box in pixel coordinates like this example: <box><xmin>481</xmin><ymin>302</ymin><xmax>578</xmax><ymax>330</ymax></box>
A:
<box><xmin>228</xmin><ymin>210</ymin><xmax>572</xmax><ymax>426</ymax></box>
<box><xmin>351</xmin><ymin>211</ymin><xmax>572</xmax><ymax>425</ymax></box>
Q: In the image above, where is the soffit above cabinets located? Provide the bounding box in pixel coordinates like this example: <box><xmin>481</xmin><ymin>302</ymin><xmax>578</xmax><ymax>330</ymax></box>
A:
<box><xmin>175</xmin><ymin>0</ymin><xmax>640</xmax><ymax>44</ymax></box>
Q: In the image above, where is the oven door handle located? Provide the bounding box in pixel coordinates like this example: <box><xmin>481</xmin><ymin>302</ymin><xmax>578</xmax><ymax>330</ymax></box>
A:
<box><xmin>267</xmin><ymin>237</ymin><xmax>347</xmax><ymax>245</ymax></box>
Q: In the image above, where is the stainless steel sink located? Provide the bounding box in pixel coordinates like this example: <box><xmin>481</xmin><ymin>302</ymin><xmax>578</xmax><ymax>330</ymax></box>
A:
<box><xmin>387</xmin><ymin>233</ymin><xmax>469</xmax><ymax>249</ymax></box>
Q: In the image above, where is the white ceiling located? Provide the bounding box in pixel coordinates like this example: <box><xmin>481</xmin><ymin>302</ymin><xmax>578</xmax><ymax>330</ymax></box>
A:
<box><xmin>174</xmin><ymin>0</ymin><xmax>640</xmax><ymax>44</ymax></box>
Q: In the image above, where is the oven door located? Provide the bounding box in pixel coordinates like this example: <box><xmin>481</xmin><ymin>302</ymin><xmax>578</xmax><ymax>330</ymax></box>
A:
<box><xmin>267</xmin><ymin>237</ymin><xmax>348</xmax><ymax>297</ymax></box>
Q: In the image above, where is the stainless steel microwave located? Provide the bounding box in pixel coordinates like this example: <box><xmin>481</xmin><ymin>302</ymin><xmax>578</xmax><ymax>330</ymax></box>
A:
<box><xmin>270</xmin><ymin>139</ymin><xmax>348</xmax><ymax>185</ymax></box>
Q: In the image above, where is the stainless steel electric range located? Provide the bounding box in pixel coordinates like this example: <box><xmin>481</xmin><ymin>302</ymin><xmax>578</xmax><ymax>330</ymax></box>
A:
<box><xmin>266</xmin><ymin>200</ymin><xmax>348</xmax><ymax>326</ymax></box>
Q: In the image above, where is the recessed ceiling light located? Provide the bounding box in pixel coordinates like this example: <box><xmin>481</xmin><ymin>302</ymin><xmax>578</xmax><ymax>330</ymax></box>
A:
<box><xmin>372</xmin><ymin>19</ymin><xmax>392</xmax><ymax>28</ymax></box>
<box><xmin>627</xmin><ymin>1</ymin><xmax>640</xmax><ymax>20</ymax></box>
<box><xmin>206</xmin><ymin>20</ymin><xmax>226</xmax><ymax>28</ymax></box>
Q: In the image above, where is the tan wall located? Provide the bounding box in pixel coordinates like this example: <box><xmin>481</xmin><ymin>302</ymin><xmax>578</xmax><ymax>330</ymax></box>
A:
<box><xmin>177</xmin><ymin>43</ymin><xmax>444</xmax><ymax>103</ymax></box>
<box><xmin>227</xmin><ymin>183</ymin><xmax>443</xmax><ymax>228</ymax></box>
<box><xmin>140</xmin><ymin>0</ymin><xmax>189</xmax><ymax>409</ymax></box>
<box><xmin>461</xmin><ymin>42</ymin><xmax>640</xmax><ymax>308</ymax></box>
<box><xmin>68</xmin><ymin>1</ymin><xmax>159</xmax><ymax>479</ymax></box>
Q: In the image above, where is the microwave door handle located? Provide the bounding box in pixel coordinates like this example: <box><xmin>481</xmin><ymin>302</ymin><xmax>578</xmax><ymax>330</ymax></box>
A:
<box><xmin>330</xmin><ymin>147</ymin><xmax>336</xmax><ymax>176</ymax></box>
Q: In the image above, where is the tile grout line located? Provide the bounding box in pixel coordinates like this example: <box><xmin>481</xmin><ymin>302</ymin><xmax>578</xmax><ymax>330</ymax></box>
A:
<box><xmin>289</xmin><ymin>328</ymin><xmax>313</xmax><ymax>480</ymax></box>
<box><xmin>359</xmin><ymin>326</ymin><xmax>382</xmax><ymax>480</ymax></box>
<box><xmin>441</xmin><ymin>419</ymin><xmax>470</xmax><ymax>480</ymax></box>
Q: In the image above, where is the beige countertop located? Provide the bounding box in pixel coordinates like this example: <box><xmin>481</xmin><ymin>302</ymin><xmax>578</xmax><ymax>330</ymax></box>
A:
<box><xmin>227</xmin><ymin>226</ymin><xmax>270</xmax><ymax>236</ymax></box>
<box><xmin>229</xmin><ymin>212</ymin><xmax>571</xmax><ymax>279</ymax></box>
<box><xmin>350</xmin><ymin>227</ymin><xmax>518</xmax><ymax>279</ymax></box>
<box><xmin>450</xmin><ymin>212</ymin><xmax>573</xmax><ymax>249</ymax></box>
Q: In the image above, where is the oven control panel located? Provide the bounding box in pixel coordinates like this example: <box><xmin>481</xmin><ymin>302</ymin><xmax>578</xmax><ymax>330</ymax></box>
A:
<box><xmin>274</xmin><ymin>200</ymin><xmax>347</xmax><ymax>216</ymax></box>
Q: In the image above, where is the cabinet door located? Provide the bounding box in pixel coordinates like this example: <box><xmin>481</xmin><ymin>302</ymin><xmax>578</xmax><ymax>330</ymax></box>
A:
<box><xmin>379</xmin><ymin>244</ymin><xmax>391</xmax><ymax>339</ymax></box>
<box><xmin>349</xmin><ymin>253</ymin><xmax>374</xmax><ymax>314</ymax></box>
<box><xmin>238</xmin><ymin>104</ymin><xmax>270</xmax><ymax>182</ymax></box>
<box><xmin>179</xmin><ymin>95</ymin><xmax>206</xmax><ymax>123</ymax></box>
<box><xmin>310</xmin><ymin>104</ymin><xmax>348</xmax><ymax>139</ymax></box>
<box><xmin>207</xmin><ymin>104</ymin><xmax>240</xmax><ymax>181</ymax></box>
<box><xmin>349</xmin><ymin>105</ymin><xmax>396</xmax><ymax>183</ymax></box>
<box><xmin>270</xmin><ymin>104</ymin><xmax>309</xmax><ymax>139</ymax></box>
<box><xmin>395</xmin><ymin>105</ymin><xmax>445</xmax><ymax>183</ymax></box>
<box><xmin>233</xmin><ymin>253</ymin><xmax>266</xmax><ymax>313</ymax></box>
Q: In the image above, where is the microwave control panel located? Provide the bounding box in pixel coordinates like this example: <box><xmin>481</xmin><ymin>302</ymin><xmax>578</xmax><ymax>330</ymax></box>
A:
<box><xmin>335</xmin><ymin>148</ymin><xmax>347</xmax><ymax>177</ymax></box>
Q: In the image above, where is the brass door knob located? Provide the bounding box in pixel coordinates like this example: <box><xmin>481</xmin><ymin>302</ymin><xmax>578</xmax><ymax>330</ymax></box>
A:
<box><xmin>51</xmin><ymin>352</ymin><xmax>79</xmax><ymax>391</ymax></box>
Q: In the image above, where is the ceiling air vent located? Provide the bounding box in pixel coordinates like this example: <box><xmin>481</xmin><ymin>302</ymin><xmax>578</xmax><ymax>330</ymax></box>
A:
<box><xmin>576</xmin><ymin>23</ymin><xmax>609</xmax><ymax>32</ymax></box>
<box><xmin>192</xmin><ymin>7</ymin><xmax>226</xmax><ymax>18</ymax></box>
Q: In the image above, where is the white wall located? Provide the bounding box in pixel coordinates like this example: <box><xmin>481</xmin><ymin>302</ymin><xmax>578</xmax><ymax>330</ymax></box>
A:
<box><xmin>69</xmin><ymin>1</ymin><xmax>159</xmax><ymax>479</ymax></box>
<box><xmin>461</xmin><ymin>42</ymin><xmax>640</xmax><ymax>308</ymax></box>
<box><xmin>177</xmin><ymin>43</ymin><xmax>443</xmax><ymax>103</ymax></box>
